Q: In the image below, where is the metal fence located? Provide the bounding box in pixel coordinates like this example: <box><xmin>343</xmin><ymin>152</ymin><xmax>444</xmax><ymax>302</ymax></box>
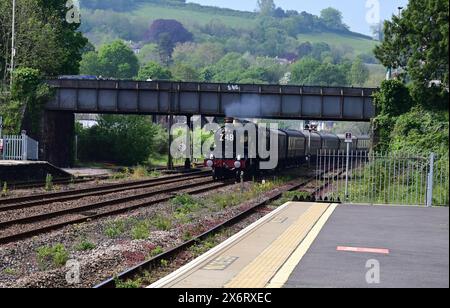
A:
<box><xmin>315</xmin><ymin>150</ymin><xmax>449</xmax><ymax>207</ymax></box>
<box><xmin>1</xmin><ymin>132</ymin><xmax>39</xmax><ymax>161</ymax></box>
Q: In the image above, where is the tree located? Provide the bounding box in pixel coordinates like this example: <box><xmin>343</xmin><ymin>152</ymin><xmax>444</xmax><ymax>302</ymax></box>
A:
<box><xmin>79</xmin><ymin>41</ymin><xmax>139</xmax><ymax>78</ymax></box>
<box><xmin>146</xmin><ymin>19</ymin><xmax>193</xmax><ymax>44</ymax></box>
<box><xmin>98</xmin><ymin>40</ymin><xmax>139</xmax><ymax>78</ymax></box>
<box><xmin>0</xmin><ymin>0</ymin><xmax>87</xmax><ymax>82</ymax></box>
<box><xmin>137</xmin><ymin>61</ymin><xmax>172</xmax><ymax>81</ymax></box>
<box><xmin>290</xmin><ymin>57</ymin><xmax>321</xmax><ymax>85</ymax></box>
<box><xmin>257</xmin><ymin>0</ymin><xmax>275</xmax><ymax>16</ymax></box>
<box><xmin>374</xmin><ymin>0</ymin><xmax>449</xmax><ymax>108</ymax></box>
<box><xmin>297</xmin><ymin>42</ymin><xmax>313</xmax><ymax>58</ymax></box>
<box><xmin>137</xmin><ymin>43</ymin><xmax>161</xmax><ymax>65</ymax></box>
<box><xmin>172</xmin><ymin>63</ymin><xmax>199</xmax><ymax>81</ymax></box>
<box><xmin>79</xmin><ymin>51</ymin><xmax>101</xmax><ymax>76</ymax></box>
<box><xmin>349</xmin><ymin>58</ymin><xmax>369</xmax><ymax>86</ymax></box>
<box><xmin>320</xmin><ymin>7</ymin><xmax>348</xmax><ymax>31</ymax></box>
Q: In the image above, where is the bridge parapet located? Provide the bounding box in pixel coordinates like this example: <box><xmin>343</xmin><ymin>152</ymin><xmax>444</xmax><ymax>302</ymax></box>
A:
<box><xmin>46</xmin><ymin>79</ymin><xmax>377</xmax><ymax>121</ymax></box>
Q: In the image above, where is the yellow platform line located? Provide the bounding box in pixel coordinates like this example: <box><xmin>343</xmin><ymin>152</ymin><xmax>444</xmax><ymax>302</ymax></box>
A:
<box><xmin>267</xmin><ymin>203</ymin><xmax>338</xmax><ymax>288</ymax></box>
<box><xmin>225</xmin><ymin>203</ymin><xmax>330</xmax><ymax>288</ymax></box>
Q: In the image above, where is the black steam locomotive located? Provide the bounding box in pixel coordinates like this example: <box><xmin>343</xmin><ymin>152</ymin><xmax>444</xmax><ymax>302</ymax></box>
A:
<box><xmin>204</xmin><ymin>119</ymin><xmax>370</xmax><ymax>180</ymax></box>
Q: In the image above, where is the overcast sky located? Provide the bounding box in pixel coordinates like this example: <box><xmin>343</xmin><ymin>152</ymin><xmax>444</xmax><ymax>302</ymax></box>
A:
<box><xmin>188</xmin><ymin>0</ymin><xmax>409</xmax><ymax>35</ymax></box>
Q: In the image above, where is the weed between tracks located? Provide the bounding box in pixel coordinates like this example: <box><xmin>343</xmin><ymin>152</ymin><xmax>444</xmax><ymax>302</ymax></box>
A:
<box><xmin>36</xmin><ymin>244</ymin><xmax>69</xmax><ymax>269</ymax></box>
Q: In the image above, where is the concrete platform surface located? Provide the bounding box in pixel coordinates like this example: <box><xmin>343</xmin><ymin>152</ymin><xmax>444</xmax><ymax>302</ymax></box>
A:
<box><xmin>0</xmin><ymin>160</ymin><xmax>47</xmax><ymax>166</ymax></box>
<box><xmin>285</xmin><ymin>205</ymin><xmax>449</xmax><ymax>288</ymax></box>
<box><xmin>150</xmin><ymin>202</ymin><xmax>332</xmax><ymax>288</ymax></box>
<box><xmin>62</xmin><ymin>167</ymin><xmax>113</xmax><ymax>178</ymax></box>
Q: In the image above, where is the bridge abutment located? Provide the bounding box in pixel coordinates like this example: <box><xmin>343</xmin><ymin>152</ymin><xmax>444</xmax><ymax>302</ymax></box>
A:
<box><xmin>40</xmin><ymin>111</ymin><xmax>75</xmax><ymax>167</ymax></box>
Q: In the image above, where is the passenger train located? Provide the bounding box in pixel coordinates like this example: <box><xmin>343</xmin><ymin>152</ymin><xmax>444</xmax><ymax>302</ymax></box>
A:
<box><xmin>204</xmin><ymin>119</ymin><xmax>370</xmax><ymax>180</ymax></box>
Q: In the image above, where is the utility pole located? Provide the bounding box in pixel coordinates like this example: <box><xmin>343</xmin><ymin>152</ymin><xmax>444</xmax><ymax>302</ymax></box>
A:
<box><xmin>10</xmin><ymin>0</ymin><xmax>16</xmax><ymax>88</ymax></box>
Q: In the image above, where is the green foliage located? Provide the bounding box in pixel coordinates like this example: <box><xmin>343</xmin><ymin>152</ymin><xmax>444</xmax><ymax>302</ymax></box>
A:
<box><xmin>320</xmin><ymin>7</ymin><xmax>349</xmax><ymax>31</ymax></box>
<box><xmin>131</xmin><ymin>220</ymin><xmax>151</xmax><ymax>240</ymax></box>
<box><xmin>77</xmin><ymin>115</ymin><xmax>165</xmax><ymax>166</ymax></box>
<box><xmin>290</xmin><ymin>57</ymin><xmax>352</xmax><ymax>86</ymax></box>
<box><xmin>36</xmin><ymin>244</ymin><xmax>69</xmax><ymax>268</ymax></box>
<box><xmin>374</xmin><ymin>80</ymin><xmax>413</xmax><ymax>116</ymax></box>
<box><xmin>374</xmin><ymin>0</ymin><xmax>448</xmax><ymax>108</ymax></box>
<box><xmin>350</xmin><ymin>58</ymin><xmax>369</xmax><ymax>86</ymax></box>
<box><xmin>137</xmin><ymin>61</ymin><xmax>172</xmax><ymax>81</ymax></box>
<box><xmin>390</xmin><ymin>107</ymin><xmax>449</xmax><ymax>157</ymax></box>
<box><xmin>1</xmin><ymin>182</ymin><xmax>9</xmax><ymax>197</ymax></box>
<box><xmin>75</xmin><ymin>240</ymin><xmax>96</xmax><ymax>251</ymax></box>
<box><xmin>149</xmin><ymin>246</ymin><xmax>164</xmax><ymax>257</ymax></box>
<box><xmin>0</xmin><ymin>67</ymin><xmax>51</xmax><ymax>136</ymax></box>
<box><xmin>131</xmin><ymin>165</ymin><xmax>150</xmax><ymax>179</ymax></box>
<box><xmin>0</xmin><ymin>0</ymin><xmax>87</xmax><ymax>81</ymax></box>
<box><xmin>171</xmin><ymin>194</ymin><xmax>201</xmax><ymax>215</ymax></box>
<box><xmin>115</xmin><ymin>277</ymin><xmax>142</xmax><ymax>289</ymax></box>
<box><xmin>104</xmin><ymin>220</ymin><xmax>126</xmax><ymax>238</ymax></box>
<box><xmin>3</xmin><ymin>268</ymin><xmax>17</xmax><ymax>276</ymax></box>
<box><xmin>257</xmin><ymin>0</ymin><xmax>276</xmax><ymax>16</ymax></box>
<box><xmin>80</xmin><ymin>40</ymin><xmax>139</xmax><ymax>79</ymax></box>
<box><xmin>172</xmin><ymin>63</ymin><xmax>200</xmax><ymax>81</ymax></box>
<box><xmin>45</xmin><ymin>174</ymin><xmax>53</xmax><ymax>191</ymax></box>
<box><xmin>151</xmin><ymin>215</ymin><xmax>172</xmax><ymax>231</ymax></box>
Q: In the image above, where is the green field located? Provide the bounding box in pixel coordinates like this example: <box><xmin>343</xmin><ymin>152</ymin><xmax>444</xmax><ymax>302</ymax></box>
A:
<box><xmin>297</xmin><ymin>32</ymin><xmax>378</xmax><ymax>55</ymax></box>
<box><xmin>131</xmin><ymin>3</ymin><xmax>257</xmax><ymax>29</ymax></box>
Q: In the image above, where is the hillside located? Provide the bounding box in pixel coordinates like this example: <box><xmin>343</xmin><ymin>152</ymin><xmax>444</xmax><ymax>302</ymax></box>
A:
<box><xmin>79</xmin><ymin>0</ymin><xmax>377</xmax><ymax>57</ymax></box>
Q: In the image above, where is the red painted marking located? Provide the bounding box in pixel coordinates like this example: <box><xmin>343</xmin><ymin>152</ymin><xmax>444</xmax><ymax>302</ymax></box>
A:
<box><xmin>337</xmin><ymin>246</ymin><xmax>390</xmax><ymax>255</ymax></box>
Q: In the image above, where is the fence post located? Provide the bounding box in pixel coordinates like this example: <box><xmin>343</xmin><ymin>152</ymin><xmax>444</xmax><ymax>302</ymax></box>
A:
<box><xmin>345</xmin><ymin>142</ymin><xmax>350</xmax><ymax>200</ymax></box>
<box><xmin>426</xmin><ymin>153</ymin><xmax>435</xmax><ymax>207</ymax></box>
<box><xmin>21</xmin><ymin>130</ymin><xmax>27</xmax><ymax>161</ymax></box>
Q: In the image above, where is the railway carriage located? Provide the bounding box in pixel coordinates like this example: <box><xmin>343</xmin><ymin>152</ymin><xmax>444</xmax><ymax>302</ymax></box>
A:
<box><xmin>205</xmin><ymin>120</ymin><xmax>371</xmax><ymax>180</ymax></box>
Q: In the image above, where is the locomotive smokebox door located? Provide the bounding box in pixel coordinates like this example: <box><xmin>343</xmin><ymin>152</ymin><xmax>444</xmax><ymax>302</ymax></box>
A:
<box><xmin>345</xmin><ymin>132</ymin><xmax>353</xmax><ymax>143</ymax></box>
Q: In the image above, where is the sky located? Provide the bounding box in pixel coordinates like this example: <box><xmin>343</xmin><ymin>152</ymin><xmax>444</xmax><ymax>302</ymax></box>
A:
<box><xmin>188</xmin><ymin>0</ymin><xmax>409</xmax><ymax>35</ymax></box>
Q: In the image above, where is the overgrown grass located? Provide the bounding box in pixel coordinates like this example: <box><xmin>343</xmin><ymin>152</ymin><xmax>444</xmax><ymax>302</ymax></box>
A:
<box><xmin>3</xmin><ymin>268</ymin><xmax>17</xmax><ymax>276</ymax></box>
<box><xmin>1</xmin><ymin>182</ymin><xmax>8</xmax><ymax>197</ymax></box>
<box><xmin>75</xmin><ymin>239</ymin><xmax>96</xmax><ymax>251</ymax></box>
<box><xmin>150</xmin><ymin>215</ymin><xmax>172</xmax><ymax>231</ymax></box>
<box><xmin>131</xmin><ymin>220</ymin><xmax>151</xmax><ymax>240</ymax></box>
<box><xmin>36</xmin><ymin>244</ymin><xmax>69</xmax><ymax>268</ymax></box>
<box><xmin>149</xmin><ymin>246</ymin><xmax>164</xmax><ymax>257</ymax></box>
<box><xmin>104</xmin><ymin>220</ymin><xmax>126</xmax><ymax>238</ymax></box>
<box><xmin>115</xmin><ymin>277</ymin><xmax>142</xmax><ymax>289</ymax></box>
<box><xmin>45</xmin><ymin>174</ymin><xmax>53</xmax><ymax>191</ymax></box>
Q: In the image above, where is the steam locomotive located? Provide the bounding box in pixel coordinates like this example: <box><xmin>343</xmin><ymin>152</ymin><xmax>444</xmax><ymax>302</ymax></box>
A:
<box><xmin>204</xmin><ymin>119</ymin><xmax>370</xmax><ymax>180</ymax></box>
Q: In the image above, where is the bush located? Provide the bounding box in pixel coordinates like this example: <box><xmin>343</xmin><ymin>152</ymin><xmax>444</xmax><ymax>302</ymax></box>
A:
<box><xmin>77</xmin><ymin>115</ymin><xmax>167</xmax><ymax>166</ymax></box>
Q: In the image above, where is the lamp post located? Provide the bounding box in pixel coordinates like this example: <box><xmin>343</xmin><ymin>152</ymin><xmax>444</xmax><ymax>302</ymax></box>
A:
<box><xmin>10</xmin><ymin>0</ymin><xmax>16</xmax><ymax>87</ymax></box>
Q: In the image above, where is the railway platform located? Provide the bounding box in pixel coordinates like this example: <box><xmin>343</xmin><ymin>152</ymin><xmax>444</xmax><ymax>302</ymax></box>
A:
<box><xmin>149</xmin><ymin>202</ymin><xmax>449</xmax><ymax>289</ymax></box>
<box><xmin>0</xmin><ymin>160</ymin><xmax>71</xmax><ymax>182</ymax></box>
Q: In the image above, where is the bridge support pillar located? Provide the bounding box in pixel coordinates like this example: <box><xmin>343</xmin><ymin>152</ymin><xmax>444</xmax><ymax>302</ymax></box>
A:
<box><xmin>167</xmin><ymin>115</ymin><xmax>174</xmax><ymax>170</ymax></box>
<box><xmin>41</xmin><ymin>111</ymin><xmax>75</xmax><ymax>167</ymax></box>
<box><xmin>184</xmin><ymin>115</ymin><xmax>192</xmax><ymax>170</ymax></box>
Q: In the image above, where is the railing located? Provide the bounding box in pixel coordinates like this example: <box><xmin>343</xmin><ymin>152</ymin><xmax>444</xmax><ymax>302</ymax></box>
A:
<box><xmin>315</xmin><ymin>150</ymin><xmax>449</xmax><ymax>207</ymax></box>
<box><xmin>1</xmin><ymin>131</ymin><xmax>39</xmax><ymax>161</ymax></box>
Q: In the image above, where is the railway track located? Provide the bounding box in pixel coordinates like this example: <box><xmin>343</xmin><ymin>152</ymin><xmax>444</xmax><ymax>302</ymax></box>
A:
<box><xmin>94</xmin><ymin>166</ymin><xmax>343</xmax><ymax>288</ymax></box>
<box><xmin>0</xmin><ymin>176</ymin><xmax>230</xmax><ymax>244</ymax></box>
<box><xmin>0</xmin><ymin>170</ymin><xmax>211</xmax><ymax>210</ymax></box>
<box><xmin>8</xmin><ymin>177</ymin><xmax>101</xmax><ymax>190</ymax></box>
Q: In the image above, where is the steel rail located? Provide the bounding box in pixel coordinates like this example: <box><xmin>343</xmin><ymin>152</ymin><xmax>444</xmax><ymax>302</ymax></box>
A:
<box><xmin>0</xmin><ymin>180</ymin><xmax>229</xmax><ymax>245</ymax></box>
